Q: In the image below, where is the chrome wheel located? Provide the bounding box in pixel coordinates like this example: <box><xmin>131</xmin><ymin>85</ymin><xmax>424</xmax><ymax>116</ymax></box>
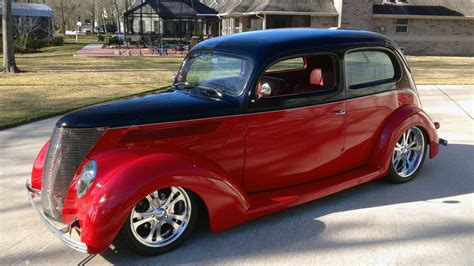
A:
<box><xmin>130</xmin><ymin>187</ymin><xmax>192</xmax><ymax>248</ymax></box>
<box><xmin>392</xmin><ymin>127</ymin><xmax>425</xmax><ymax>178</ymax></box>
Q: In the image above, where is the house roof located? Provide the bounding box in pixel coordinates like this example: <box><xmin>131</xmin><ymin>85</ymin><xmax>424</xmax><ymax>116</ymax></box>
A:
<box><xmin>124</xmin><ymin>0</ymin><xmax>218</xmax><ymax>19</ymax></box>
<box><xmin>215</xmin><ymin>0</ymin><xmax>337</xmax><ymax>15</ymax></box>
<box><xmin>0</xmin><ymin>2</ymin><xmax>53</xmax><ymax>17</ymax></box>
<box><xmin>373</xmin><ymin>0</ymin><xmax>473</xmax><ymax>18</ymax></box>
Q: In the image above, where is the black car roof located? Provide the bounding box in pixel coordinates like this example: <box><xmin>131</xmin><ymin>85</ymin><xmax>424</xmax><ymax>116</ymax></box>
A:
<box><xmin>193</xmin><ymin>28</ymin><xmax>393</xmax><ymax>61</ymax></box>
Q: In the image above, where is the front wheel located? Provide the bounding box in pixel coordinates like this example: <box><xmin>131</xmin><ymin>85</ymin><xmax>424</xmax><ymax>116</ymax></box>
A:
<box><xmin>120</xmin><ymin>186</ymin><xmax>199</xmax><ymax>256</ymax></box>
<box><xmin>387</xmin><ymin>126</ymin><xmax>426</xmax><ymax>183</ymax></box>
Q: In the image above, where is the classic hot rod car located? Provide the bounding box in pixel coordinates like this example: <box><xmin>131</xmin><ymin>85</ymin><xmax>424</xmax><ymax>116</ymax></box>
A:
<box><xmin>26</xmin><ymin>29</ymin><xmax>446</xmax><ymax>256</ymax></box>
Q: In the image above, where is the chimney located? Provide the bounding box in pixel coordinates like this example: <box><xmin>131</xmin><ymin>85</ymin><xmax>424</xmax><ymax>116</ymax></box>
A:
<box><xmin>334</xmin><ymin>0</ymin><xmax>374</xmax><ymax>31</ymax></box>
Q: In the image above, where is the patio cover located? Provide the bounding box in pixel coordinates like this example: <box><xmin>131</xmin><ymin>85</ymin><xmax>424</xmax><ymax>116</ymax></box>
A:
<box><xmin>124</xmin><ymin>0</ymin><xmax>218</xmax><ymax>19</ymax></box>
<box><xmin>0</xmin><ymin>2</ymin><xmax>53</xmax><ymax>17</ymax></box>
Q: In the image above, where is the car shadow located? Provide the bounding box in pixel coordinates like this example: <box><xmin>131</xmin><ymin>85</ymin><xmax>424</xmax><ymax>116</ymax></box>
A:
<box><xmin>95</xmin><ymin>143</ymin><xmax>472</xmax><ymax>264</ymax></box>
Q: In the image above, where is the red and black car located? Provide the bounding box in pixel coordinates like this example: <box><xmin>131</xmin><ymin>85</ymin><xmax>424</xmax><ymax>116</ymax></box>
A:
<box><xmin>26</xmin><ymin>29</ymin><xmax>446</xmax><ymax>256</ymax></box>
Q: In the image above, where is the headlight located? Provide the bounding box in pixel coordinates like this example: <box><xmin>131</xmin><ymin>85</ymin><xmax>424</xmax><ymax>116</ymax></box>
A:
<box><xmin>77</xmin><ymin>160</ymin><xmax>97</xmax><ymax>198</ymax></box>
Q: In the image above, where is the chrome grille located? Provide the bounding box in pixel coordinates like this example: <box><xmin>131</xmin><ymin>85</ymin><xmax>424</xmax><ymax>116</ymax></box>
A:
<box><xmin>41</xmin><ymin>126</ymin><xmax>105</xmax><ymax>220</ymax></box>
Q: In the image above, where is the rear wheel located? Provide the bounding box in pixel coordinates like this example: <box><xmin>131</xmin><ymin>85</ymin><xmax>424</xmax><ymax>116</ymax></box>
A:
<box><xmin>120</xmin><ymin>186</ymin><xmax>199</xmax><ymax>256</ymax></box>
<box><xmin>387</xmin><ymin>127</ymin><xmax>426</xmax><ymax>183</ymax></box>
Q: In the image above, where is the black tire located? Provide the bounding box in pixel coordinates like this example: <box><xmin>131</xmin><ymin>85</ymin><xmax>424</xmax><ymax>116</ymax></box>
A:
<box><xmin>386</xmin><ymin>127</ymin><xmax>427</xmax><ymax>184</ymax></box>
<box><xmin>120</xmin><ymin>187</ymin><xmax>199</xmax><ymax>256</ymax></box>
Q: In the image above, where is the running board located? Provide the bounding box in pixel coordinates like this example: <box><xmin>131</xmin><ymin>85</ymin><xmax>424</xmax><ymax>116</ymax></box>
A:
<box><xmin>245</xmin><ymin>167</ymin><xmax>382</xmax><ymax>220</ymax></box>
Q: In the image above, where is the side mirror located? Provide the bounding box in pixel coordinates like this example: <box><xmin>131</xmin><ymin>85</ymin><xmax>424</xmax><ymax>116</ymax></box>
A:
<box><xmin>258</xmin><ymin>83</ymin><xmax>272</xmax><ymax>99</ymax></box>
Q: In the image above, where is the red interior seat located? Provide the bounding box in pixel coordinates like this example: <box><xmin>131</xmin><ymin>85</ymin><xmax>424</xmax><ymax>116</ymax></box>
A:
<box><xmin>294</xmin><ymin>68</ymin><xmax>326</xmax><ymax>93</ymax></box>
<box><xmin>310</xmin><ymin>68</ymin><xmax>324</xmax><ymax>86</ymax></box>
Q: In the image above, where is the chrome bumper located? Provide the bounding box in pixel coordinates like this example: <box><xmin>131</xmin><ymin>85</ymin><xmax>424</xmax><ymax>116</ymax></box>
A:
<box><xmin>25</xmin><ymin>179</ymin><xmax>88</xmax><ymax>253</ymax></box>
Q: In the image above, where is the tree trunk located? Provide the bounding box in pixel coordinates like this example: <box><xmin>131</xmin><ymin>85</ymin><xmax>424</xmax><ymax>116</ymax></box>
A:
<box><xmin>60</xmin><ymin>0</ymin><xmax>66</xmax><ymax>34</ymax></box>
<box><xmin>113</xmin><ymin>0</ymin><xmax>121</xmax><ymax>33</ymax></box>
<box><xmin>2</xmin><ymin>0</ymin><xmax>20</xmax><ymax>73</ymax></box>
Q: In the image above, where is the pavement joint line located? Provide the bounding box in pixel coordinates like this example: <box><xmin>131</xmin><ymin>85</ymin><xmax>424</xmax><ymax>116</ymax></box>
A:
<box><xmin>434</xmin><ymin>85</ymin><xmax>473</xmax><ymax>120</ymax></box>
<box><xmin>78</xmin><ymin>254</ymin><xmax>96</xmax><ymax>265</ymax></box>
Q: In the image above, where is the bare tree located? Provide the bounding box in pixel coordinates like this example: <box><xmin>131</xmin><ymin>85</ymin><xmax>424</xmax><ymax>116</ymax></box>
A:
<box><xmin>85</xmin><ymin>0</ymin><xmax>97</xmax><ymax>32</ymax></box>
<box><xmin>49</xmin><ymin>0</ymin><xmax>81</xmax><ymax>34</ymax></box>
<box><xmin>112</xmin><ymin>0</ymin><xmax>121</xmax><ymax>33</ymax></box>
<box><xmin>2</xmin><ymin>0</ymin><xmax>20</xmax><ymax>73</ymax></box>
<box><xmin>97</xmin><ymin>0</ymin><xmax>109</xmax><ymax>35</ymax></box>
<box><xmin>15</xmin><ymin>17</ymin><xmax>42</xmax><ymax>50</ymax></box>
<box><xmin>101</xmin><ymin>0</ymin><xmax>135</xmax><ymax>33</ymax></box>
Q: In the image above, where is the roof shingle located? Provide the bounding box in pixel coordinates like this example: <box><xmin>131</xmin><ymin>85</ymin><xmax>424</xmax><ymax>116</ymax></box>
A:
<box><xmin>373</xmin><ymin>0</ymin><xmax>473</xmax><ymax>17</ymax></box>
<box><xmin>215</xmin><ymin>0</ymin><xmax>337</xmax><ymax>15</ymax></box>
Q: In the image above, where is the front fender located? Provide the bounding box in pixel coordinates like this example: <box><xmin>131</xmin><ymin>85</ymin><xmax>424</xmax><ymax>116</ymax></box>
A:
<box><xmin>370</xmin><ymin>105</ymin><xmax>439</xmax><ymax>175</ymax></box>
<box><xmin>63</xmin><ymin>147</ymin><xmax>249</xmax><ymax>253</ymax></box>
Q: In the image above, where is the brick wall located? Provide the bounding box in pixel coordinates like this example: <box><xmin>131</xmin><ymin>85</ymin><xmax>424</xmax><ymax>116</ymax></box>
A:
<box><xmin>373</xmin><ymin>17</ymin><xmax>474</xmax><ymax>55</ymax></box>
<box><xmin>310</xmin><ymin>16</ymin><xmax>338</xmax><ymax>28</ymax></box>
<box><xmin>241</xmin><ymin>16</ymin><xmax>250</xmax><ymax>32</ymax></box>
<box><xmin>373</xmin><ymin>18</ymin><xmax>473</xmax><ymax>36</ymax></box>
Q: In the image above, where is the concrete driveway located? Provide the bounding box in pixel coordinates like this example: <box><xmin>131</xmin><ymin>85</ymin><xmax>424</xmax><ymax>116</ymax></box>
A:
<box><xmin>0</xmin><ymin>85</ymin><xmax>472</xmax><ymax>265</ymax></box>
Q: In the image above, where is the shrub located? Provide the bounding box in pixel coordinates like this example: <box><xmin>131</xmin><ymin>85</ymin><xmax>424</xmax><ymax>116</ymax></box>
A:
<box><xmin>107</xmin><ymin>35</ymin><xmax>122</xmax><ymax>45</ymax></box>
<box><xmin>97</xmin><ymin>34</ymin><xmax>105</xmax><ymax>42</ymax></box>
<box><xmin>50</xmin><ymin>36</ymin><xmax>64</xmax><ymax>46</ymax></box>
<box><xmin>14</xmin><ymin>36</ymin><xmax>46</xmax><ymax>52</ymax></box>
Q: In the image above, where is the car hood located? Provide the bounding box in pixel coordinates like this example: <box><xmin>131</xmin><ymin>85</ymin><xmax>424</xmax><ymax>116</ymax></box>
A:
<box><xmin>56</xmin><ymin>90</ymin><xmax>240</xmax><ymax>128</ymax></box>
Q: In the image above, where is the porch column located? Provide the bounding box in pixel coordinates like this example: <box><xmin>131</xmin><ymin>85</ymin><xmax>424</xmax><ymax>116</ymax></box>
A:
<box><xmin>262</xmin><ymin>14</ymin><xmax>267</xmax><ymax>30</ymax></box>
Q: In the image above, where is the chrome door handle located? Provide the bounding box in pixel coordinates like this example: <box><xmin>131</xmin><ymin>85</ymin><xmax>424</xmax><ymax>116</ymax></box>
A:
<box><xmin>332</xmin><ymin>110</ymin><xmax>346</xmax><ymax>115</ymax></box>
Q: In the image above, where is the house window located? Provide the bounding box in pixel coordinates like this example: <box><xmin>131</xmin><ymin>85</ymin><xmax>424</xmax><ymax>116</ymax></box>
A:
<box><xmin>268</xmin><ymin>16</ymin><xmax>289</xmax><ymax>29</ymax></box>
<box><xmin>234</xmin><ymin>18</ymin><xmax>241</xmax><ymax>33</ymax></box>
<box><xmin>250</xmin><ymin>16</ymin><xmax>262</xmax><ymax>31</ymax></box>
<box><xmin>153</xmin><ymin>21</ymin><xmax>160</xmax><ymax>34</ymax></box>
<box><xmin>396</xmin><ymin>19</ymin><xmax>409</xmax><ymax>33</ymax></box>
<box><xmin>139</xmin><ymin>20</ymin><xmax>145</xmax><ymax>33</ymax></box>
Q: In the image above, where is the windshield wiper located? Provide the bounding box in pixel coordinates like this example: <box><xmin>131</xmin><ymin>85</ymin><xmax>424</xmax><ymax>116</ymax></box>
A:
<box><xmin>173</xmin><ymin>82</ymin><xmax>197</xmax><ymax>90</ymax></box>
<box><xmin>196</xmin><ymin>85</ymin><xmax>224</xmax><ymax>97</ymax></box>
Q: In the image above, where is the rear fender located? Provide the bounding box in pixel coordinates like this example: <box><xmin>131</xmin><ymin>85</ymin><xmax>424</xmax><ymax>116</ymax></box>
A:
<box><xmin>64</xmin><ymin>147</ymin><xmax>249</xmax><ymax>253</ymax></box>
<box><xmin>370</xmin><ymin>105</ymin><xmax>439</xmax><ymax>175</ymax></box>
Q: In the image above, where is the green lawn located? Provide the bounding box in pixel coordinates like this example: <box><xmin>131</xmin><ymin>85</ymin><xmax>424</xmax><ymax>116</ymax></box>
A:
<box><xmin>406</xmin><ymin>56</ymin><xmax>474</xmax><ymax>85</ymax></box>
<box><xmin>0</xmin><ymin>37</ymin><xmax>473</xmax><ymax>129</ymax></box>
<box><xmin>0</xmin><ymin>37</ymin><xmax>182</xmax><ymax>129</ymax></box>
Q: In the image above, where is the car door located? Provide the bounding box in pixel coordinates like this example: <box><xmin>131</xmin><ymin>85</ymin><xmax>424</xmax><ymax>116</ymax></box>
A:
<box><xmin>339</xmin><ymin>48</ymin><xmax>404</xmax><ymax>171</ymax></box>
<box><xmin>243</xmin><ymin>54</ymin><xmax>347</xmax><ymax>193</ymax></box>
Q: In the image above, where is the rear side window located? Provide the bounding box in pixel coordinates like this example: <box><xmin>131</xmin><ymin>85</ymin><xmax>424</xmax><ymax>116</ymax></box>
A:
<box><xmin>345</xmin><ymin>51</ymin><xmax>396</xmax><ymax>88</ymax></box>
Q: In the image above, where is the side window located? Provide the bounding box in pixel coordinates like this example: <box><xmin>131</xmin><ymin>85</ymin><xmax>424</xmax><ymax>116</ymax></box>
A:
<box><xmin>257</xmin><ymin>54</ymin><xmax>338</xmax><ymax>98</ymax></box>
<box><xmin>345</xmin><ymin>50</ymin><xmax>397</xmax><ymax>88</ymax></box>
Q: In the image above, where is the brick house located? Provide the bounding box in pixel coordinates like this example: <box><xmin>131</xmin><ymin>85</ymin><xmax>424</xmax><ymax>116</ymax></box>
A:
<box><xmin>203</xmin><ymin>0</ymin><xmax>473</xmax><ymax>55</ymax></box>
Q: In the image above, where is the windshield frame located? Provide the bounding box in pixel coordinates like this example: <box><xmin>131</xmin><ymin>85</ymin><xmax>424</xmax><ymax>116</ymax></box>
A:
<box><xmin>175</xmin><ymin>50</ymin><xmax>255</xmax><ymax>97</ymax></box>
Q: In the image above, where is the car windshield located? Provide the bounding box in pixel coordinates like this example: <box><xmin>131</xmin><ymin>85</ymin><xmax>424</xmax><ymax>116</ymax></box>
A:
<box><xmin>175</xmin><ymin>51</ymin><xmax>253</xmax><ymax>96</ymax></box>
